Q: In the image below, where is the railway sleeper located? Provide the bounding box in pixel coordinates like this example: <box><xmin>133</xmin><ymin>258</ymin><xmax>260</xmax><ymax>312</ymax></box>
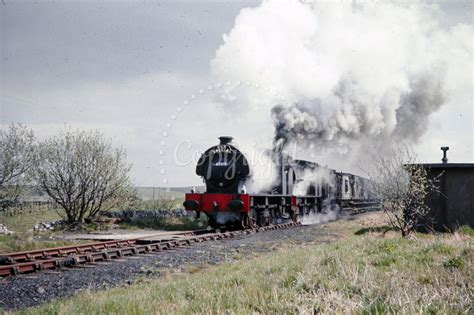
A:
<box><xmin>1</xmin><ymin>224</ymin><xmax>301</xmax><ymax>277</ymax></box>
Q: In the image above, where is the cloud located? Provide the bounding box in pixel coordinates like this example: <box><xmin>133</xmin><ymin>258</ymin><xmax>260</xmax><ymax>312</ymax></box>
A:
<box><xmin>1</xmin><ymin>1</ymin><xmax>472</xmax><ymax>187</ymax></box>
<box><xmin>1</xmin><ymin>71</ymin><xmax>205</xmax><ymax>186</ymax></box>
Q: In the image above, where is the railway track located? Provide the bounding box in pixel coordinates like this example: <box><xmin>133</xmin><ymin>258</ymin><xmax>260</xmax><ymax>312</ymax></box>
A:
<box><xmin>0</xmin><ymin>222</ymin><xmax>300</xmax><ymax>278</ymax></box>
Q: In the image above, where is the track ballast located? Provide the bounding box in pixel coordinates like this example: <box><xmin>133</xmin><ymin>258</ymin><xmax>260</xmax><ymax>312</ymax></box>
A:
<box><xmin>0</xmin><ymin>222</ymin><xmax>300</xmax><ymax>278</ymax></box>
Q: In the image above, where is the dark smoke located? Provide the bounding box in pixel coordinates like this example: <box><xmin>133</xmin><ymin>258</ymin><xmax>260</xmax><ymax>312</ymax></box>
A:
<box><xmin>271</xmin><ymin>74</ymin><xmax>446</xmax><ymax>151</ymax></box>
<box><xmin>394</xmin><ymin>76</ymin><xmax>446</xmax><ymax>141</ymax></box>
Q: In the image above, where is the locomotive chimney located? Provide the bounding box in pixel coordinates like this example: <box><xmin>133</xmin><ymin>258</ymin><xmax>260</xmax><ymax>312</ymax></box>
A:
<box><xmin>219</xmin><ymin>136</ymin><xmax>233</xmax><ymax>145</ymax></box>
<box><xmin>441</xmin><ymin>146</ymin><xmax>449</xmax><ymax>164</ymax></box>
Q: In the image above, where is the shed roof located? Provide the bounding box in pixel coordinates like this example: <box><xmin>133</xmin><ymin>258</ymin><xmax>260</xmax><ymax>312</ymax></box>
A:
<box><xmin>415</xmin><ymin>163</ymin><xmax>474</xmax><ymax>169</ymax></box>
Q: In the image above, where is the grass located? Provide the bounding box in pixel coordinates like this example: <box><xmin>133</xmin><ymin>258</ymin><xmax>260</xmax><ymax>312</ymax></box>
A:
<box><xmin>0</xmin><ymin>205</ymin><xmax>91</xmax><ymax>253</ymax></box>
<box><xmin>0</xmin><ymin>206</ymin><xmax>79</xmax><ymax>253</ymax></box>
<box><xmin>0</xmin><ymin>205</ymin><xmax>62</xmax><ymax>234</ymax></box>
<box><xmin>354</xmin><ymin>225</ymin><xmax>394</xmax><ymax>235</ymax></box>
<box><xmin>0</xmin><ymin>203</ymin><xmax>205</xmax><ymax>253</ymax></box>
<box><xmin>0</xmin><ymin>234</ymin><xmax>87</xmax><ymax>254</ymax></box>
<box><xmin>11</xmin><ymin>212</ymin><xmax>473</xmax><ymax>314</ymax></box>
<box><xmin>127</xmin><ymin>198</ymin><xmax>185</xmax><ymax>212</ymax></box>
<box><xmin>134</xmin><ymin>187</ymin><xmax>186</xmax><ymax>200</ymax></box>
<box><xmin>459</xmin><ymin>225</ymin><xmax>474</xmax><ymax>237</ymax></box>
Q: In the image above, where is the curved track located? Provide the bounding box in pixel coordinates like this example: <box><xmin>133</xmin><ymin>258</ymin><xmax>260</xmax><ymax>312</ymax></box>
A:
<box><xmin>0</xmin><ymin>222</ymin><xmax>300</xmax><ymax>278</ymax></box>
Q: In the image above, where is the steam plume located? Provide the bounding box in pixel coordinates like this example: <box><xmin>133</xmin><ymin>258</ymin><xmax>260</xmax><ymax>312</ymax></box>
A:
<box><xmin>211</xmin><ymin>0</ymin><xmax>472</xmax><ymax>155</ymax></box>
<box><xmin>293</xmin><ymin>165</ymin><xmax>334</xmax><ymax>196</ymax></box>
<box><xmin>271</xmin><ymin>74</ymin><xmax>446</xmax><ymax>148</ymax></box>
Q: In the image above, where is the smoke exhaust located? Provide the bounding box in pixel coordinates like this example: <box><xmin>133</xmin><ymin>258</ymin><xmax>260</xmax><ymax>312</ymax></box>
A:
<box><xmin>441</xmin><ymin>147</ymin><xmax>449</xmax><ymax>164</ymax></box>
<box><xmin>219</xmin><ymin>136</ymin><xmax>233</xmax><ymax>145</ymax></box>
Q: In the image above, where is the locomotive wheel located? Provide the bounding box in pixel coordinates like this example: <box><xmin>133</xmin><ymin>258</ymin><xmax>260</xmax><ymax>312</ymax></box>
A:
<box><xmin>258</xmin><ymin>212</ymin><xmax>268</xmax><ymax>226</ymax></box>
<box><xmin>240</xmin><ymin>214</ymin><xmax>249</xmax><ymax>229</ymax></box>
<box><xmin>265</xmin><ymin>214</ymin><xmax>273</xmax><ymax>226</ymax></box>
<box><xmin>248</xmin><ymin>209</ymin><xmax>257</xmax><ymax>229</ymax></box>
<box><xmin>208</xmin><ymin>217</ymin><xmax>217</xmax><ymax>230</ymax></box>
<box><xmin>249</xmin><ymin>217</ymin><xmax>257</xmax><ymax>229</ymax></box>
<box><xmin>240</xmin><ymin>218</ymin><xmax>246</xmax><ymax>229</ymax></box>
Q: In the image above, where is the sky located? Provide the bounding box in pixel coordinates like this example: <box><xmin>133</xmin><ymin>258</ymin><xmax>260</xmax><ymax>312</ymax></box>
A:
<box><xmin>1</xmin><ymin>0</ymin><xmax>473</xmax><ymax>187</ymax></box>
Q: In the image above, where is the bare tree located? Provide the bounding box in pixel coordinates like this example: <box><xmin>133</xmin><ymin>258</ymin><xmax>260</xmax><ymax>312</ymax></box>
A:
<box><xmin>362</xmin><ymin>146</ymin><xmax>440</xmax><ymax>238</ymax></box>
<box><xmin>34</xmin><ymin>129</ymin><xmax>132</xmax><ymax>223</ymax></box>
<box><xmin>0</xmin><ymin>124</ymin><xmax>35</xmax><ymax>210</ymax></box>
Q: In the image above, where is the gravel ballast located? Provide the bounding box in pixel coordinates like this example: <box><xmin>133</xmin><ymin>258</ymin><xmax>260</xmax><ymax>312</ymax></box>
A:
<box><xmin>0</xmin><ymin>223</ymin><xmax>340</xmax><ymax>310</ymax></box>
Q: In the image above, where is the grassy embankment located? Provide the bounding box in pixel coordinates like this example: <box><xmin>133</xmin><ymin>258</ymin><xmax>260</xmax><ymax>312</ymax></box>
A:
<box><xmin>16</xmin><ymin>212</ymin><xmax>473</xmax><ymax>314</ymax></box>
<box><xmin>0</xmin><ymin>206</ymin><xmax>67</xmax><ymax>253</ymax></box>
<box><xmin>0</xmin><ymin>206</ymin><xmax>203</xmax><ymax>253</ymax></box>
<box><xmin>0</xmin><ymin>194</ymin><xmax>199</xmax><ymax>253</ymax></box>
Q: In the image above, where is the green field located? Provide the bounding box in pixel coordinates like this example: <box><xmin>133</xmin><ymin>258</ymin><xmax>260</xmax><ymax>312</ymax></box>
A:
<box><xmin>0</xmin><ymin>206</ymin><xmax>62</xmax><ymax>234</ymax></box>
<box><xmin>15</xmin><ymin>212</ymin><xmax>473</xmax><ymax>314</ymax></box>
<box><xmin>0</xmin><ymin>186</ymin><xmax>202</xmax><ymax>253</ymax></box>
<box><xmin>134</xmin><ymin>186</ymin><xmax>205</xmax><ymax>201</ymax></box>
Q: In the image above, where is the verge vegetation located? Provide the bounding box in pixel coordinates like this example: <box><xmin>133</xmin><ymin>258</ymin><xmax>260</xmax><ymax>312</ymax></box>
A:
<box><xmin>17</xmin><ymin>212</ymin><xmax>473</xmax><ymax>314</ymax></box>
<box><xmin>0</xmin><ymin>206</ymin><xmax>84</xmax><ymax>253</ymax></box>
<box><xmin>0</xmin><ymin>235</ymin><xmax>86</xmax><ymax>254</ymax></box>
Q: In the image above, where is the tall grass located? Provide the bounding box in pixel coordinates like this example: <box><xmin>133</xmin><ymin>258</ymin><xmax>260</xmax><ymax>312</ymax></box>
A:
<box><xmin>0</xmin><ymin>205</ymin><xmax>62</xmax><ymax>233</ymax></box>
<box><xmin>0</xmin><ymin>235</ymin><xmax>88</xmax><ymax>254</ymax></box>
<box><xmin>21</xmin><ymin>213</ymin><xmax>473</xmax><ymax>314</ymax></box>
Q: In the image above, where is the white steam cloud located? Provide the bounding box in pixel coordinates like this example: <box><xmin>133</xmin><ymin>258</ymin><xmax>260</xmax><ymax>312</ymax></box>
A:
<box><xmin>227</xmin><ymin>140</ymin><xmax>278</xmax><ymax>193</ymax></box>
<box><xmin>211</xmin><ymin>0</ymin><xmax>472</xmax><ymax>154</ymax></box>
<box><xmin>300</xmin><ymin>206</ymin><xmax>340</xmax><ymax>226</ymax></box>
<box><xmin>243</xmin><ymin>151</ymin><xmax>279</xmax><ymax>193</ymax></box>
<box><xmin>293</xmin><ymin>166</ymin><xmax>333</xmax><ymax>196</ymax></box>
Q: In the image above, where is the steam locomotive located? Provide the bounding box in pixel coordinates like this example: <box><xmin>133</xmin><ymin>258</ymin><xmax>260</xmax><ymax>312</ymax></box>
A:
<box><xmin>183</xmin><ymin>136</ymin><xmax>377</xmax><ymax>229</ymax></box>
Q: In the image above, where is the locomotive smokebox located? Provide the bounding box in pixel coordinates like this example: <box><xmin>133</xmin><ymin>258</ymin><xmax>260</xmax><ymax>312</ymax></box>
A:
<box><xmin>219</xmin><ymin>136</ymin><xmax>233</xmax><ymax>145</ymax></box>
<box><xmin>196</xmin><ymin>136</ymin><xmax>249</xmax><ymax>194</ymax></box>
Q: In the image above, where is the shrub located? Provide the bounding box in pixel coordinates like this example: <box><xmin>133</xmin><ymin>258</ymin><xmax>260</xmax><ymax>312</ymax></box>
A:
<box><xmin>34</xmin><ymin>129</ymin><xmax>132</xmax><ymax>223</ymax></box>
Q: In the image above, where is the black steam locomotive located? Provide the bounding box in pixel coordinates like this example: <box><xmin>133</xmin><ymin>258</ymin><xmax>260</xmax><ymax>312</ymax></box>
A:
<box><xmin>184</xmin><ymin>136</ymin><xmax>377</xmax><ymax>229</ymax></box>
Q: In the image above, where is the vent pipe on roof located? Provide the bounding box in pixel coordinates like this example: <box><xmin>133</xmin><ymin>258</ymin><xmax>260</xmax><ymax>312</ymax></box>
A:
<box><xmin>441</xmin><ymin>146</ymin><xmax>449</xmax><ymax>164</ymax></box>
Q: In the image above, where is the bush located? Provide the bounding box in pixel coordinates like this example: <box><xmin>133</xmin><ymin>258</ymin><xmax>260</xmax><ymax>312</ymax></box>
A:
<box><xmin>34</xmin><ymin>129</ymin><xmax>132</xmax><ymax>223</ymax></box>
